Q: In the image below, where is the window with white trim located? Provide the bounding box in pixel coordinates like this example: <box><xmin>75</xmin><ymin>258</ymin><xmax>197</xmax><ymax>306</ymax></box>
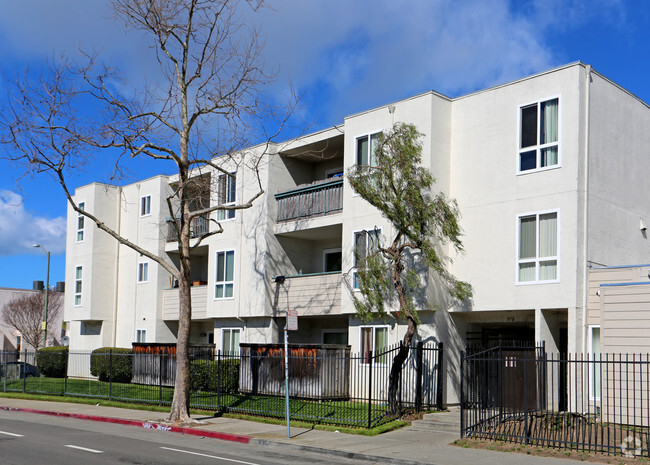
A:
<box><xmin>353</xmin><ymin>229</ymin><xmax>381</xmax><ymax>289</ymax></box>
<box><xmin>222</xmin><ymin>328</ymin><xmax>240</xmax><ymax>355</ymax></box>
<box><xmin>589</xmin><ymin>326</ymin><xmax>601</xmax><ymax>400</ymax></box>
<box><xmin>76</xmin><ymin>202</ymin><xmax>85</xmax><ymax>242</ymax></box>
<box><xmin>360</xmin><ymin>326</ymin><xmax>388</xmax><ymax>364</ymax></box>
<box><xmin>217</xmin><ymin>173</ymin><xmax>236</xmax><ymax>221</ymax></box>
<box><xmin>517</xmin><ymin>211</ymin><xmax>558</xmax><ymax>283</ymax></box>
<box><xmin>140</xmin><ymin>195</ymin><xmax>151</xmax><ymax>217</ymax></box>
<box><xmin>138</xmin><ymin>262</ymin><xmax>149</xmax><ymax>283</ymax></box>
<box><xmin>136</xmin><ymin>329</ymin><xmax>147</xmax><ymax>343</ymax></box>
<box><xmin>74</xmin><ymin>266</ymin><xmax>83</xmax><ymax>306</ymax></box>
<box><xmin>356</xmin><ymin>132</ymin><xmax>381</xmax><ymax>167</ymax></box>
<box><xmin>519</xmin><ymin>98</ymin><xmax>559</xmax><ymax>172</ymax></box>
<box><xmin>215</xmin><ymin>250</ymin><xmax>235</xmax><ymax>299</ymax></box>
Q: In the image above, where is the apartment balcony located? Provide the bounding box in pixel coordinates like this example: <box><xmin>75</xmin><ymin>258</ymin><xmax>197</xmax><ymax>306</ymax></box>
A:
<box><xmin>166</xmin><ymin>216</ymin><xmax>210</xmax><ymax>242</ymax></box>
<box><xmin>274</xmin><ymin>271</ymin><xmax>341</xmax><ymax>317</ymax></box>
<box><xmin>275</xmin><ymin>178</ymin><xmax>343</xmax><ymax>223</ymax></box>
<box><xmin>162</xmin><ymin>284</ymin><xmax>208</xmax><ymax>321</ymax></box>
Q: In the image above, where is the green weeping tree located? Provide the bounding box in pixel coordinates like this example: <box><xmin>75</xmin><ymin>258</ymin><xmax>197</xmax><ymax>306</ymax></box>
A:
<box><xmin>347</xmin><ymin>122</ymin><xmax>472</xmax><ymax>414</ymax></box>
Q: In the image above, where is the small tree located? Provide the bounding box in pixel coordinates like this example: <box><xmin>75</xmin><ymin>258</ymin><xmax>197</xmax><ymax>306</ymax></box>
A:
<box><xmin>1</xmin><ymin>291</ymin><xmax>63</xmax><ymax>351</ymax></box>
<box><xmin>347</xmin><ymin>123</ymin><xmax>471</xmax><ymax>414</ymax></box>
<box><xmin>0</xmin><ymin>0</ymin><xmax>296</xmax><ymax>423</ymax></box>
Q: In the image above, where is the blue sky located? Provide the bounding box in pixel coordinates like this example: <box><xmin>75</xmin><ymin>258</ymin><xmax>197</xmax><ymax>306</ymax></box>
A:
<box><xmin>0</xmin><ymin>0</ymin><xmax>648</xmax><ymax>290</ymax></box>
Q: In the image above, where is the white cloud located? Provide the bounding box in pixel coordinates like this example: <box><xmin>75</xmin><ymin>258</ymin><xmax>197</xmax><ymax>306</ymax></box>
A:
<box><xmin>0</xmin><ymin>191</ymin><xmax>66</xmax><ymax>256</ymax></box>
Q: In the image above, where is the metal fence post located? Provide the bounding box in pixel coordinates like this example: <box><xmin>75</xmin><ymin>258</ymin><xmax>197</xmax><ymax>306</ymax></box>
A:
<box><xmin>23</xmin><ymin>349</ymin><xmax>27</xmax><ymax>393</ymax></box>
<box><xmin>415</xmin><ymin>342</ymin><xmax>424</xmax><ymax>412</ymax></box>
<box><xmin>158</xmin><ymin>353</ymin><xmax>163</xmax><ymax>406</ymax></box>
<box><xmin>523</xmin><ymin>351</ymin><xmax>529</xmax><ymax>445</ymax></box>
<box><xmin>436</xmin><ymin>342</ymin><xmax>444</xmax><ymax>411</ymax></box>
<box><xmin>3</xmin><ymin>352</ymin><xmax>6</xmax><ymax>392</ymax></box>
<box><xmin>367</xmin><ymin>350</ymin><xmax>373</xmax><ymax>429</ymax></box>
<box><xmin>109</xmin><ymin>349</ymin><xmax>113</xmax><ymax>401</ymax></box>
<box><xmin>217</xmin><ymin>350</ymin><xmax>221</xmax><ymax>412</ymax></box>
<box><xmin>460</xmin><ymin>351</ymin><xmax>465</xmax><ymax>438</ymax></box>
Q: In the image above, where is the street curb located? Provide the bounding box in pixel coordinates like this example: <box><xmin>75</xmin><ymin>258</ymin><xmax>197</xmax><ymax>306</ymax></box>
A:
<box><xmin>2</xmin><ymin>405</ymin><xmax>432</xmax><ymax>465</ymax></box>
<box><xmin>0</xmin><ymin>406</ymin><xmax>251</xmax><ymax>444</ymax></box>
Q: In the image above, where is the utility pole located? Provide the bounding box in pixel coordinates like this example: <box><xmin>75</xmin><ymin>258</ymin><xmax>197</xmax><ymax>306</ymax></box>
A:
<box><xmin>33</xmin><ymin>244</ymin><xmax>50</xmax><ymax>348</ymax></box>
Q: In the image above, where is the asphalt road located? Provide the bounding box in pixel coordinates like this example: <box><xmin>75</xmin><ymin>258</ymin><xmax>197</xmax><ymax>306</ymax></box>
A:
<box><xmin>0</xmin><ymin>410</ymin><xmax>369</xmax><ymax>465</ymax></box>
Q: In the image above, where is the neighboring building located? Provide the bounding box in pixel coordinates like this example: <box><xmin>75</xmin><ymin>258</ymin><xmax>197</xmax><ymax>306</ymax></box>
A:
<box><xmin>64</xmin><ymin>62</ymin><xmax>650</xmax><ymax>403</ymax></box>
<box><xmin>0</xmin><ymin>286</ymin><xmax>66</xmax><ymax>352</ymax></box>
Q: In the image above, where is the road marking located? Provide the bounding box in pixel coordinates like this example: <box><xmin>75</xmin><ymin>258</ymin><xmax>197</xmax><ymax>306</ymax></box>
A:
<box><xmin>0</xmin><ymin>431</ymin><xmax>23</xmax><ymax>437</ymax></box>
<box><xmin>160</xmin><ymin>447</ymin><xmax>260</xmax><ymax>465</ymax></box>
<box><xmin>64</xmin><ymin>445</ymin><xmax>103</xmax><ymax>454</ymax></box>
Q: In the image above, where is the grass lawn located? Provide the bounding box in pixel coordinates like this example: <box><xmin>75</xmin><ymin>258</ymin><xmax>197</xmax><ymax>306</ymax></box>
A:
<box><xmin>4</xmin><ymin>377</ymin><xmax>392</xmax><ymax>428</ymax></box>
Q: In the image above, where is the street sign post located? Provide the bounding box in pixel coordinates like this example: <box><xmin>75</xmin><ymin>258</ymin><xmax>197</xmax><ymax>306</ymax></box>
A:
<box><xmin>285</xmin><ymin>309</ymin><xmax>298</xmax><ymax>438</ymax></box>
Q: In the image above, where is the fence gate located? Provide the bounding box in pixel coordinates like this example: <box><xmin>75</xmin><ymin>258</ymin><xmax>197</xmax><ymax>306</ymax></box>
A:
<box><xmin>461</xmin><ymin>343</ymin><xmax>546</xmax><ymax>439</ymax></box>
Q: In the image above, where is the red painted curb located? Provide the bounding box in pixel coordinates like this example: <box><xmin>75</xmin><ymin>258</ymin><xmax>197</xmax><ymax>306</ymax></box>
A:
<box><xmin>1</xmin><ymin>406</ymin><xmax>250</xmax><ymax>444</ymax></box>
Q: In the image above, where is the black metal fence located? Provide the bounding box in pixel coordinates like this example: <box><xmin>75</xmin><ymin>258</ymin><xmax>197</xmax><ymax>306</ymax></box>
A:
<box><xmin>461</xmin><ymin>348</ymin><xmax>650</xmax><ymax>457</ymax></box>
<box><xmin>0</xmin><ymin>341</ymin><xmax>443</xmax><ymax>428</ymax></box>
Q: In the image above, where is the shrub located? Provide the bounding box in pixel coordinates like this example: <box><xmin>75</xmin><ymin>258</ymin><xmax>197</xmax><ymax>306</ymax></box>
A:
<box><xmin>90</xmin><ymin>347</ymin><xmax>133</xmax><ymax>383</ymax></box>
<box><xmin>190</xmin><ymin>358</ymin><xmax>240</xmax><ymax>393</ymax></box>
<box><xmin>36</xmin><ymin>347</ymin><xmax>68</xmax><ymax>378</ymax></box>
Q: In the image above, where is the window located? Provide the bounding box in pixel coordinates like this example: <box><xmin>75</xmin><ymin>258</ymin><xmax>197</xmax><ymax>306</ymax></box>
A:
<box><xmin>517</xmin><ymin>211</ymin><xmax>558</xmax><ymax>283</ymax></box>
<box><xmin>140</xmin><ymin>195</ymin><xmax>151</xmax><ymax>216</ymax></box>
<box><xmin>353</xmin><ymin>229</ymin><xmax>381</xmax><ymax>289</ymax></box>
<box><xmin>74</xmin><ymin>266</ymin><xmax>83</xmax><ymax>306</ymax></box>
<box><xmin>217</xmin><ymin>173</ymin><xmax>236</xmax><ymax>221</ymax></box>
<box><xmin>519</xmin><ymin>97</ymin><xmax>559</xmax><ymax>172</ymax></box>
<box><xmin>138</xmin><ymin>262</ymin><xmax>149</xmax><ymax>283</ymax></box>
<box><xmin>222</xmin><ymin>328</ymin><xmax>240</xmax><ymax>355</ymax></box>
<box><xmin>323</xmin><ymin>330</ymin><xmax>348</xmax><ymax>345</ymax></box>
<box><xmin>589</xmin><ymin>326</ymin><xmax>601</xmax><ymax>400</ymax></box>
<box><xmin>215</xmin><ymin>250</ymin><xmax>235</xmax><ymax>299</ymax></box>
<box><xmin>136</xmin><ymin>329</ymin><xmax>147</xmax><ymax>343</ymax></box>
<box><xmin>76</xmin><ymin>202</ymin><xmax>85</xmax><ymax>242</ymax></box>
<box><xmin>323</xmin><ymin>248</ymin><xmax>342</xmax><ymax>272</ymax></box>
<box><xmin>356</xmin><ymin>132</ymin><xmax>381</xmax><ymax>167</ymax></box>
<box><xmin>361</xmin><ymin>326</ymin><xmax>388</xmax><ymax>364</ymax></box>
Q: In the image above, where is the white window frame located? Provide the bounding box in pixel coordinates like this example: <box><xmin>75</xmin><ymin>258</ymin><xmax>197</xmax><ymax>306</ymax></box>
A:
<box><xmin>217</xmin><ymin>172</ymin><xmax>236</xmax><ymax>221</ymax></box>
<box><xmin>76</xmin><ymin>202</ymin><xmax>85</xmax><ymax>243</ymax></box>
<box><xmin>517</xmin><ymin>95</ymin><xmax>561</xmax><ymax>174</ymax></box>
<box><xmin>136</xmin><ymin>328</ymin><xmax>147</xmax><ymax>343</ymax></box>
<box><xmin>138</xmin><ymin>262</ymin><xmax>149</xmax><ymax>283</ymax></box>
<box><xmin>516</xmin><ymin>209</ymin><xmax>560</xmax><ymax>284</ymax></box>
<box><xmin>360</xmin><ymin>325</ymin><xmax>389</xmax><ymax>365</ymax></box>
<box><xmin>323</xmin><ymin>248</ymin><xmax>342</xmax><ymax>273</ymax></box>
<box><xmin>74</xmin><ymin>265</ymin><xmax>83</xmax><ymax>307</ymax></box>
<box><xmin>588</xmin><ymin>325</ymin><xmax>601</xmax><ymax>401</ymax></box>
<box><xmin>355</xmin><ymin>131</ymin><xmax>382</xmax><ymax>168</ymax></box>
<box><xmin>140</xmin><ymin>195</ymin><xmax>152</xmax><ymax>217</ymax></box>
<box><xmin>214</xmin><ymin>249</ymin><xmax>236</xmax><ymax>300</ymax></box>
<box><xmin>222</xmin><ymin>328</ymin><xmax>241</xmax><ymax>355</ymax></box>
<box><xmin>352</xmin><ymin>228</ymin><xmax>382</xmax><ymax>290</ymax></box>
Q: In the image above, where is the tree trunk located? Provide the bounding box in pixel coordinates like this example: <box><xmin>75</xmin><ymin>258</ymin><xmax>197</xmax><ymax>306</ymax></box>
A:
<box><xmin>387</xmin><ymin>316</ymin><xmax>417</xmax><ymax>415</ymax></box>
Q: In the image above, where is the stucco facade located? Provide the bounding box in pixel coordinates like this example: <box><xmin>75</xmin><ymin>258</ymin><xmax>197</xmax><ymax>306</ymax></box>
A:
<box><xmin>64</xmin><ymin>62</ymin><xmax>650</xmax><ymax>404</ymax></box>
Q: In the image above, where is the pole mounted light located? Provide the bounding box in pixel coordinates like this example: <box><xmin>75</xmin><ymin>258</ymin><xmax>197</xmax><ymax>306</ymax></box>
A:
<box><xmin>33</xmin><ymin>244</ymin><xmax>50</xmax><ymax>348</ymax></box>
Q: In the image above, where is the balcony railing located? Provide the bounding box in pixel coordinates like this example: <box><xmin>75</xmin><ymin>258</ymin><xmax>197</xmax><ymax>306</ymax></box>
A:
<box><xmin>166</xmin><ymin>216</ymin><xmax>210</xmax><ymax>242</ymax></box>
<box><xmin>162</xmin><ymin>284</ymin><xmax>208</xmax><ymax>320</ymax></box>
<box><xmin>275</xmin><ymin>178</ymin><xmax>343</xmax><ymax>222</ymax></box>
<box><xmin>273</xmin><ymin>271</ymin><xmax>341</xmax><ymax>316</ymax></box>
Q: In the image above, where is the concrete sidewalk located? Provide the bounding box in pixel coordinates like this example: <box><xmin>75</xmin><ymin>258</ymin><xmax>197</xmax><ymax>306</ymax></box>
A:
<box><xmin>0</xmin><ymin>398</ymin><xmax>576</xmax><ymax>465</ymax></box>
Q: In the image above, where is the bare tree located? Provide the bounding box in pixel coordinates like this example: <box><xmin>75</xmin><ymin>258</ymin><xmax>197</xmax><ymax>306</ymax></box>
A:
<box><xmin>1</xmin><ymin>291</ymin><xmax>63</xmax><ymax>351</ymax></box>
<box><xmin>0</xmin><ymin>0</ymin><xmax>296</xmax><ymax>423</ymax></box>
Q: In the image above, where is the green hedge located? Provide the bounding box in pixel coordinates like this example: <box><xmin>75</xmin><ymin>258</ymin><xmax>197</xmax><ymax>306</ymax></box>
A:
<box><xmin>36</xmin><ymin>347</ymin><xmax>68</xmax><ymax>378</ymax></box>
<box><xmin>190</xmin><ymin>358</ymin><xmax>240</xmax><ymax>393</ymax></box>
<box><xmin>90</xmin><ymin>347</ymin><xmax>133</xmax><ymax>383</ymax></box>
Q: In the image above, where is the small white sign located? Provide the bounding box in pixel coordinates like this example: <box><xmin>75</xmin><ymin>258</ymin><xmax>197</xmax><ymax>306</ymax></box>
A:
<box><xmin>287</xmin><ymin>309</ymin><xmax>298</xmax><ymax>331</ymax></box>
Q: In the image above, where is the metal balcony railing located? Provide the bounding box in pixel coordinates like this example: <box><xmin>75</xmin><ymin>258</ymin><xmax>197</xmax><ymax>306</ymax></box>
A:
<box><xmin>275</xmin><ymin>178</ymin><xmax>343</xmax><ymax>222</ymax></box>
<box><xmin>166</xmin><ymin>216</ymin><xmax>210</xmax><ymax>242</ymax></box>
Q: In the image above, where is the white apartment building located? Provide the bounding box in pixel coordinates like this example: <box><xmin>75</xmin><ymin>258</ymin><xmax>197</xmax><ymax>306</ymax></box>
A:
<box><xmin>64</xmin><ymin>62</ymin><xmax>650</xmax><ymax>403</ymax></box>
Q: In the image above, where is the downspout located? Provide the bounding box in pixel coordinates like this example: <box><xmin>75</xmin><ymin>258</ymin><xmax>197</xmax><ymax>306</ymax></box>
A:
<box><xmin>581</xmin><ymin>64</ymin><xmax>592</xmax><ymax>354</ymax></box>
<box><xmin>112</xmin><ymin>187</ymin><xmax>123</xmax><ymax>347</ymax></box>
